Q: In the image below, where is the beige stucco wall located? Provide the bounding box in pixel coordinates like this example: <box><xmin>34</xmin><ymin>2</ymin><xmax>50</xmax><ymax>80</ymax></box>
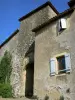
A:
<box><xmin>17</xmin><ymin>5</ymin><xmax>57</xmax><ymax>97</ymax></box>
<box><xmin>34</xmin><ymin>10</ymin><xmax>75</xmax><ymax>100</ymax></box>
<box><xmin>0</xmin><ymin>4</ymin><xmax>57</xmax><ymax>97</ymax></box>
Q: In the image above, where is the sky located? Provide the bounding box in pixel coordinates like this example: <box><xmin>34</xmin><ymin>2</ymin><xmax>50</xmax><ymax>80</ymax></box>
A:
<box><xmin>0</xmin><ymin>0</ymin><xmax>69</xmax><ymax>44</ymax></box>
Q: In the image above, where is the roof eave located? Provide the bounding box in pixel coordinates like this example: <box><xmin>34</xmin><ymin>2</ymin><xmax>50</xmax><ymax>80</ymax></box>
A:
<box><xmin>32</xmin><ymin>7</ymin><xmax>74</xmax><ymax>32</ymax></box>
<box><xmin>19</xmin><ymin>1</ymin><xmax>59</xmax><ymax>22</ymax></box>
<box><xmin>0</xmin><ymin>29</ymin><xmax>19</xmax><ymax>49</ymax></box>
<box><xmin>68</xmin><ymin>0</ymin><xmax>75</xmax><ymax>7</ymax></box>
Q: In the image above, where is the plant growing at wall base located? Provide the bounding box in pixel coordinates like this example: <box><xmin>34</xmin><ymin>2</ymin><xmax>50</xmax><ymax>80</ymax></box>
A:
<box><xmin>0</xmin><ymin>83</ymin><xmax>12</xmax><ymax>98</ymax></box>
<box><xmin>0</xmin><ymin>51</ymin><xmax>12</xmax><ymax>83</ymax></box>
<box><xmin>44</xmin><ymin>95</ymin><xmax>49</xmax><ymax>100</ymax></box>
<box><xmin>60</xmin><ymin>95</ymin><xmax>64</xmax><ymax>100</ymax></box>
<box><xmin>0</xmin><ymin>51</ymin><xmax>12</xmax><ymax>98</ymax></box>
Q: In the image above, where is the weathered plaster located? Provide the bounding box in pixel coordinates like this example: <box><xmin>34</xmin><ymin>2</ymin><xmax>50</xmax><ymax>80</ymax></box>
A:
<box><xmin>34</xmin><ymin>11</ymin><xmax>75</xmax><ymax>100</ymax></box>
<box><xmin>0</xmin><ymin>4</ymin><xmax>56</xmax><ymax>97</ymax></box>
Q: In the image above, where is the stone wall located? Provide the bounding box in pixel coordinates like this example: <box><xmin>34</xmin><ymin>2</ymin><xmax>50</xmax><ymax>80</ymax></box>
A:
<box><xmin>34</xmin><ymin>10</ymin><xmax>75</xmax><ymax>100</ymax></box>
<box><xmin>17</xmin><ymin>5</ymin><xmax>56</xmax><ymax>96</ymax></box>
<box><xmin>0</xmin><ymin>4</ymin><xmax>57</xmax><ymax>97</ymax></box>
<box><xmin>0</xmin><ymin>32</ymin><xmax>21</xmax><ymax>97</ymax></box>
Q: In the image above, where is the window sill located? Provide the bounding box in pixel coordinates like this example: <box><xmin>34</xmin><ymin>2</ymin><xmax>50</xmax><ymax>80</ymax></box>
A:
<box><xmin>55</xmin><ymin>72</ymin><xmax>70</xmax><ymax>77</ymax></box>
<box><xmin>55</xmin><ymin>73</ymin><xmax>66</xmax><ymax>77</ymax></box>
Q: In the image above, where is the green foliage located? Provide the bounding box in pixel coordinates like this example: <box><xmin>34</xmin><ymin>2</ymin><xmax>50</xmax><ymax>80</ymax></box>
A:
<box><xmin>0</xmin><ymin>83</ymin><xmax>12</xmax><ymax>98</ymax></box>
<box><xmin>0</xmin><ymin>51</ymin><xmax>12</xmax><ymax>98</ymax></box>
<box><xmin>60</xmin><ymin>95</ymin><xmax>64</xmax><ymax>100</ymax></box>
<box><xmin>44</xmin><ymin>95</ymin><xmax>49</xmax><ymax>100</ymax></box>
<box><xmin>0</xmin><ymin>51</ymin><xmax>12</xmax><ymax>83</ymax></box>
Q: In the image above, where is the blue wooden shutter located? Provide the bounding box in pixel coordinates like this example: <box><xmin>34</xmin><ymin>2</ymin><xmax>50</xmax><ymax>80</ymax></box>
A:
<box><xmin>50</xmin><ymin>58</ymin><xmax>56</xmax><ymax>76</ymax></box>
<box><xmin>65</xmin><ymin>53</ymin><xmax>71</xmax><ymax>72</ymax></box>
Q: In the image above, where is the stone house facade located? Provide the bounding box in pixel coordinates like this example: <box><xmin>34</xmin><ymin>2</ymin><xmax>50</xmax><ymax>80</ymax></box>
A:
<box><xmin>0</xmin><ymin>0</ymin><xmax>75</xmax><ymax>100</ymax></box>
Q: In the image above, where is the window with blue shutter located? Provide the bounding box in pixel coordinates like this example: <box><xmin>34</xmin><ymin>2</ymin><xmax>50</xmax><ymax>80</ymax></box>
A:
<box><xmin>50</xmin><ymin>53</ymin><xmax>71</xmax><ymax>76</ymax></box>
<box><xmin>65</xmin><ymin>53</ymin><xmax>71</xmax><ymax>73</ymax></box>
<box><xmin>50</xmin><ymin>58</ymin><xmax>56</xmax><ymax>76</ymax></box>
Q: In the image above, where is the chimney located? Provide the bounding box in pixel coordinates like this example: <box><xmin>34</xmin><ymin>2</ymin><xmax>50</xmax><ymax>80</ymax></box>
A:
<box><xmin>68</xmin><ymin>0</ymin><xmax>75</xmax><ymax>7</ymax></box>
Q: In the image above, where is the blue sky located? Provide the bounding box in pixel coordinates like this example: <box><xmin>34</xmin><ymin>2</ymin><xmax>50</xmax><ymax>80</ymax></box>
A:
<box><xmin>0</xmin><ymin>0</ymin><xmax>69</xmax><ymax>44</ymax></box>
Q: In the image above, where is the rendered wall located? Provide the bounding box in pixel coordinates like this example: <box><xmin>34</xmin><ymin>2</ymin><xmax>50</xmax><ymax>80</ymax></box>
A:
<box><xmin>0</xmin><ymin>5</ymin><xmax>56</xmax><ymax>97</ymax></box>
<box><xmin>34</xmin><ymin>10</ymin><xmax>75</xmax><ymax>100</ymax></box>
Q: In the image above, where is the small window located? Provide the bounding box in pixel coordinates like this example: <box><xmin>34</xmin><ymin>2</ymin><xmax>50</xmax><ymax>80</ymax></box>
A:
<box><xmin>50</xmin><ymin>53</ymin><xmax>71</xmax><ymax>76</ymax></box>
<box><xmin>58</xmin><ymin>18</ymin><xmax>67</xmax><ymax>32</ymax></box>
<box><xmin>57</xmin><ymin>55</ymin><xmax>66</xmax><ymax>74</ymax></box>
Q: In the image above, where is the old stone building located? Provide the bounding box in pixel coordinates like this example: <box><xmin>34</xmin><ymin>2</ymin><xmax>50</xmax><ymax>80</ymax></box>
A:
<box><xmin>0</xmin><ymin>0</ymin><xmax>75</xmax><ymax>100</ymax></box>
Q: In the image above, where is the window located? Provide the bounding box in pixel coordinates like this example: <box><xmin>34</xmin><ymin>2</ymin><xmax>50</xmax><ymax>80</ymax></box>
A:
<box><xmin>50</xmin><ymin>53</ymin><xmax>71</xmax><ymax>76</ymax></box>
<box><xmin>58</xmin><ymin>18</ymin><xmax>67</xmax><ymax>32</ymax></box>
<box><xmin>57</xmin><ymin>55</ymin><xmax>66</xmax><ymax>74</ymax></box>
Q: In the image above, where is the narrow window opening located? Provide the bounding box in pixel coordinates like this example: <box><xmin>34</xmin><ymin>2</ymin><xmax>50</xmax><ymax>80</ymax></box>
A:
<box><xmin>57</xmin><ymin>56</ymin><xmax>66</xmax><ymax>74</ymax></box>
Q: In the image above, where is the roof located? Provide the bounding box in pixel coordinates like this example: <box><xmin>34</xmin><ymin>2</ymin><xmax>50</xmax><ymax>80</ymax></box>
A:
<box><xmin>19</xmin><ymin>1</ymin><xmax>59</xmax><ymax>21</ymax></box>
<box><xmin>32</xmin><ymin>7</ymin><xmax>74</xmax><ymax>32</ymax></box>
<box><xmin>68</xmin><ymin>0</ymin><xmax>75</xmax><ymax>7</ymax></box>
<box><xmin>0</xmin><ymin>29</ymin><xmax>19</xmax><ymax>49</ymax></box>
<box><xmin>0</xmin><ymin>2</ymin><xmax>74</xmax><ymax>49</ymax></box>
